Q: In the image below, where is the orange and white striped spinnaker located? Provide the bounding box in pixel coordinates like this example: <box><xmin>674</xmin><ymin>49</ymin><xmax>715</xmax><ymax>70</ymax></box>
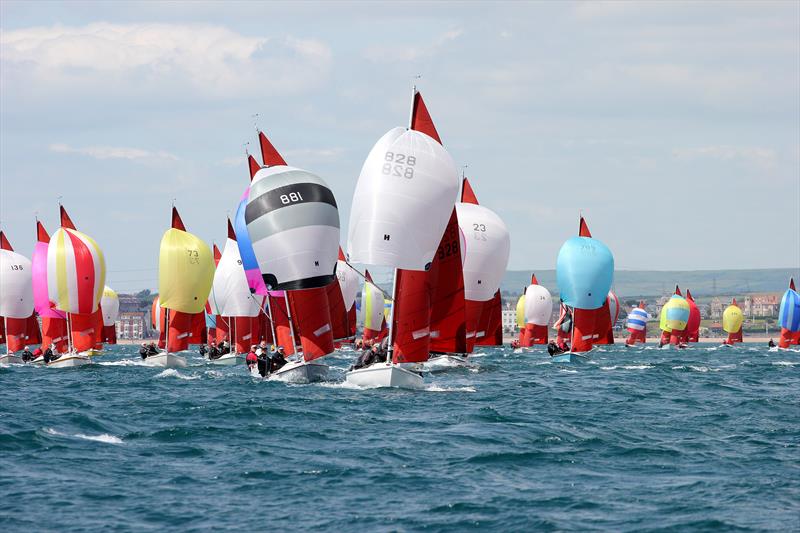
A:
<box><xmin>46</xmin><ymin>227</ymin><xmax>106</xmax><ymax>315</ymax></box>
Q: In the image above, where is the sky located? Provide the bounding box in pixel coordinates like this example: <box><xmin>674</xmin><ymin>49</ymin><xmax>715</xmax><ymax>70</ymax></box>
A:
<box><xmin>1</xmin><ymin>1</ymin><xmax>798</xmax><ymax>293</ymax></box>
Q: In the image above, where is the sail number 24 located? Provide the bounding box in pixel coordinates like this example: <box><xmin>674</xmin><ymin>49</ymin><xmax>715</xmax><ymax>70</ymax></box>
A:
<box><xmin>382</xmin><ymin>152</ymin><xmax>416</xmax><ymax>179</ymax></box>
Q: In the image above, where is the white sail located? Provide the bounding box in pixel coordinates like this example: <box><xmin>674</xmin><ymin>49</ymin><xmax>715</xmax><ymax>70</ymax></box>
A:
<box><xmin>524</xmin><ymin>284</ymin><xmax>553</xmax><ymax>326</ymax></box>
<box><xmin>246</xmin><ymin>165</ymin><xmax>339</xmax><ymax>290</ymax></box>
<box><xmin>210</xmin><ymin>237</ymin><xmax>261</xmax><ymax>317</ymax></box>
<box><xmin>336</xmin><ymin>259</ymin><xmax>360</xmax><ymax>311</ymax></box>
<box><xmin>456</xmin><ymin>203</ymin><xmax>510</xmax><ymax>302</ymax></box>
<box><xmin>100</xmin><ymin>286</ymin><xmax>120</xmax><ymax>326</ymax></box>
<box><xmin>0</xmin><ymin>249</ymin><xmax>33</xmax><ymax>318</ymax></box>
<box><xmin>347</xmin><ymin>127</ymin><xmax>459</xmax><ymax>270</ymax></box>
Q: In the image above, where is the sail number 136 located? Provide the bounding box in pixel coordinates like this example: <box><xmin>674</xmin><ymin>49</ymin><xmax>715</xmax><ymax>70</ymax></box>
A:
<box><xmin>382</xmin><ymin>152</ymin><xmax>416</xmax><ymax>179</ymax></box>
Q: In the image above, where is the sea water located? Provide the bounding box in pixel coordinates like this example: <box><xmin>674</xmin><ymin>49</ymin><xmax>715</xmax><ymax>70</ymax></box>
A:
<box><xmin>1</xmin><ymin>343</ymin><xmax>798</xmax><ymax>531</ymax></box>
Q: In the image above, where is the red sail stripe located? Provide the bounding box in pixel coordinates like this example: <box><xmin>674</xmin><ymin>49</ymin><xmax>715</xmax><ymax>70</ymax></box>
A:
<box><xmin>66</xmin><ymin>230</ymin><xmax>96</xmax><ymax>315</ymax></box>
<box><xmin>428</xmin><ymin>208</ymin><xmax>467</xmax><ymax>354</ymax></box>
<box><xmin>288</xmin><ymin>287</ymin><xmax>334</xmax><ymax>361</ymax></box>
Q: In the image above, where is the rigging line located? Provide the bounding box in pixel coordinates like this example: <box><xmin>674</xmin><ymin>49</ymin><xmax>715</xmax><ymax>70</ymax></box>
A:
<box><xmin>340</xmin><ymin>259</ymin><xmax>394</xmax><ymax>301</ymax></box>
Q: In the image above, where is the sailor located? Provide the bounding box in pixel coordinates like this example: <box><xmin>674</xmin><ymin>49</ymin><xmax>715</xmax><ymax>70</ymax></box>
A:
<box><xmin>374</xmin><ymin>341</ymin><xmax>388</xmax><ymax>363</ymax></box>
<box><xmin>354</xmin><ymin>338</ymin><xmax>364</xmax><ymax>351</ymax></box>
<box><xmin>547</xmin><ymin>340</ymin><xmax>559</xmax><ymax>356</ymax></box>
<box><xmin>139</xmin><ymin>343</ymin><xmax>149</xmax><ymax>359</ymax></box>
<box><xmin>246</xmin><ymin>349</ymin><xmax>258</xmax><ymax>372</ymax></box>
<box><xmin>257</xmin><ymin>348</ymin><xmax>270</xmax><ymax>377</ymax></box>
<box><xmin>271</xmin><ymin>346</ymin><xmax>288</xmax><ymax>372</ymax></box>
<box><xmin>30</xmin><ymin>348</ymin><xmax>42</xmax><ymax>362</ymax></box>
<box><xmin>43</xmin><ymin>347</ymin><xmax>56</xmax><ymax>364</ymax></box>
<box><xmin>198</xmin><ymin>343</ymin><xmax>207</xmax><ymax>357</ymax></box>
<box><xmin>207</xmin><ymin>341</ymin><xmax>221</xmax><ymax>360</ymax></box>
<box><xmin>219</xmin><ymin>341</ymin><xmax>230</xmax><ymax>355</ymax></box>
<box><xmin>147</xmin><ymin>343</ymin><xmax>159</xmax><ymax>356</ymax></box>
<box><xmin>556</xmin><ymin>337</ymin><xmax>569</xmax><ymax>351</ymax></box>
<box><xmin>768</xmin><ymin>338</ymin><xmax>776</xmax><ymax>348</ymax></box>
<box><xmin>21</xmin><ymin>346</ymin><xmax>34</xmax><ymax>362</ymax></box>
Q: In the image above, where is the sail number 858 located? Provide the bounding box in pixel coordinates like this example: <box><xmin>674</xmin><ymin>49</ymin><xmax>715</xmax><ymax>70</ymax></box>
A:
<box><xmin>382</xmin><ymin>152</ymin><xmax>416</xmax><ymax>179</ymax></box>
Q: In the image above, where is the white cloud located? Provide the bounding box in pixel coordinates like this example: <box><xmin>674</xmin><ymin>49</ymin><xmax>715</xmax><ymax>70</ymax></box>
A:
<box><xmin>672</xmin><ymin>145</ymin><xmax>778</xmax><ymax>168</ymax></box>
<box><xmin>49</xmin><ymin>142</ymin><xmax>179</xmax><ymax>161</ymax></box>
<box><xmin>1</xmin><ymin>22</ymin><xmax>332</xmax><ymax>98</ymax></box>
<box><xmin>363</xmin><ymin>28</ymin><xmax>463</xmax><ymax>62</ymax></box>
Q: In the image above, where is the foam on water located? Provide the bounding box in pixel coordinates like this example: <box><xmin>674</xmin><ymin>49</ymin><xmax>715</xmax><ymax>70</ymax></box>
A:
<box><xmin>44</xmin><ymin>428</ymin><xmax>124</xmax><ymax>444</ymax></box>
<box><xmin>154</xmin><ymin>368</ymin><xmax>199</xmax><ymax>380</ymax></box>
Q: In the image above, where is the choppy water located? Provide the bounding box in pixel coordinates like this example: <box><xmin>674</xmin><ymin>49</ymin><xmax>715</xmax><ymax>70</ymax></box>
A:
<box><xmin>1</xmin><ymin>343</ymin><xmax>798</xmax><ymax>532</ymax></box>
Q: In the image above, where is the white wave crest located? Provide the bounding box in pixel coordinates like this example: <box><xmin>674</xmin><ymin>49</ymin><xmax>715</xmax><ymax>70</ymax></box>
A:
<box><xmin>154</xmin><ymin>369</ymin><xmax>199</xmax><ymax>380</ymax></box>
<box><xmin>44</xmin><ymin>427</ymin><xmax>123</xmax><ymax>444</ymax></box>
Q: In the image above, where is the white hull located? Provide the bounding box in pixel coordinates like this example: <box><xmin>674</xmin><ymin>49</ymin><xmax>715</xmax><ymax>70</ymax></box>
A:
<box><xmin>345</xmin><ymin>362</ymin><xmax>424</xmax><ymax>389</ymax></box>
<box><xmin>270</xmin><ymin>360</ymin><xmax>328</xmax><ymax>383</ymax></box>
<box><xmin>47</xmin><ymin>354</ymin><xmax>92</xmax><ymax>368</ymax></box>
<box><xmin>144</xmin><ymin>352</ymin><xmax>187</xmax><ymax>368</ymax></box>
<box><xmin>31</xmin><ymin>356</ymin><xmax>45</xmax><ymax>365</ymax></box>
<box><xmin>206</xmin><ymin>352</ymin><xmax>242</xmax><ymax>366</ymax></box>
<box><xmin>0</xmin><ymin>354</ymin><xmax>24</xmax><ymax>365</ymax></box>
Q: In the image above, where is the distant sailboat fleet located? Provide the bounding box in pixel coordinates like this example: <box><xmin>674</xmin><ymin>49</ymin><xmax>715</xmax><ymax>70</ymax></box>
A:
<box><xmin>2</xmin><ymin>87</ymin><xmax>799</xmax><ymax>381</ymax></box>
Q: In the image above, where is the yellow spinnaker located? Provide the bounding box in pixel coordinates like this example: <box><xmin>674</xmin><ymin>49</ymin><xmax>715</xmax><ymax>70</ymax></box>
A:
<box><xmin>158</xmin><ymin>228</ymin><xmax>214</xmax><ymax>314</ymax></box>
<box><xmin>516</xmin><ymin>294</ymin><xmax>526</xmax><ymax>329</ymax></box>
<box><xmin>722</xmin><ymin>305</ymin><xmax>744</xmax><ymax>333</ymax></box>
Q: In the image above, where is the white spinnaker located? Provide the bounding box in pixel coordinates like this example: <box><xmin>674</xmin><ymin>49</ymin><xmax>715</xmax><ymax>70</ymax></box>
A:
<box><xmin>524</xmin><ymin>284</ymin><xmax>553</xmax><ymax>326</ymax></box>
<box><xmin>0</xmin><ymin>249</ymin><xmax>34</xmax><ymax>318</ymax></box>
<box><xmin>210</xmin><ymin>238</ymin><xmax>261</xmax><ymax>317</ymax></box>
<box><xmin>101</xmin><ymin>286</ymin><xmax>120</xmax><ymax>326</ymax></box>
<box><xmin>336</xmin><ymin>259</ymin><xmax>360</xmax><ymax>311</ymax></box>
<box><xmin>608</xmin><ymin>291</ymin><xmax>620</xmax><ymax>325</ymax></box>
<box><xmin>347</xmin><ymin>127</ymin><xmax>459</xmax><ymax>270</ymax></box>
<box><xmin>456</xmin><ymin>203</ymin><xmax>511</xmax><ymax>302</ymax></box>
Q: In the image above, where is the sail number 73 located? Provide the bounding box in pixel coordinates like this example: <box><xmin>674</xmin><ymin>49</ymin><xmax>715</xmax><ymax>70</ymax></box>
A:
<box><xmin>382</xmin><ymin>152</ymin><xmax>416</xmax><ymax>179</ymax></box>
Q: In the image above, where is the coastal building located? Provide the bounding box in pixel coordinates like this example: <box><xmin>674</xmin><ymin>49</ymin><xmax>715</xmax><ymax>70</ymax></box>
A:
<box><xmin>501</xmin><ymin>305</ymin><xmax>516</xmax><ymax>333</ymax></box>
<box><xmin>743</xmin><ymin>294</ymin><xmax>780</xmax><ymax>317</ymax></box>
<box><xmin>710</xmin><ymin>297</ymin><xmax>724</xmax><ymax>319</ymax></box>
<box><xmin>116</xmin><ymin>311</ymin><xmax>150</xmax><ymax>340</ymax></box>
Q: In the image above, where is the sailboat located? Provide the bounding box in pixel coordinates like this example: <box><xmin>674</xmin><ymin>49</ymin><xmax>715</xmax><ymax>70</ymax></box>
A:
<box><xmin>244</xmin><ymin>130</ymin><xmax>338</xmax><ymax>382</ymax></box>
<box><xmin>330</xmin><ymin>247</ymin><xmax>359</xmax><ymax>345</ymax></box>
<box><xmin>0</xmin><ymin>231</ymin><xmax>35</xmax><ymax>364</ymax></box>
<box><xmin>553</xmin><ymin>217</ymin><xmax>614</xmax><ymax>362</ymax></box>
<box><xmin>721</xmin><ymin>298</ymin><xmax>744</xmax><ymax>345</ymax></box>
<box><xmin>32</xmin><ymin>221</ymin><xmax>68</xmax><ymax>359</ymax></box>
<box><xmin>456</xmin><ymin>176</ymin><xmax>510</xmax><ymax>351</ymax></box>
<box><xmin>100</xmin><ymin>287</ymin><xmax>119</xmax><ymax>345</ymax></box>
<box><xmin>346</xmin><ymin>87</ymin><xmax>459</xmax><ymax>388</ymax></box>
<box><xmin>625</xmin><ymin>301</ymin><xmax>648</xmax><ymax>345</ymax></box>
<box><xmin>520</xmin><ymin>274</ymin><xmax>553</xmax><ymax>346</ymax></box>
<box><xmin>684</xmin><ymin>289</ymin><xmax>701</xmax><ymax>343</ymax></box>
<box><xmin>778</xmin><ymin>278</ymin><xmax>800</xmax><ymax>348</ymax></box>
<box><xmin>208</xmin><ymin>219</ymin><xmax>262</xmax><ymax>365</ymax></box>
<box><xmin>45</xmin><ymin>206</ymin><xmax>106</xmax><ymax>367</ymax></box>
<box><xmin>152</xmin><ymin>207</ymin><xmax>214</xmax><ymax>367</ymax></box>
<box><xmin>659</xmin><ymin>286</ymin><xmax>690</xmax><ymax>348</ymax></box>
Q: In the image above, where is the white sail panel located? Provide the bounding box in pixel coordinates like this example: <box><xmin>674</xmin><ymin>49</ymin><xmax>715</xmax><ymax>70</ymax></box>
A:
<box><xmin>336</xmin><ymin>259</ymin><xmax>360</xmax><ymax>311</ymax></box>
<box><xmin>210</xmin><ymin>237</ymin><xmax>261</xmax><ymax>317</ymax></box>
<box><xmin>524</xmin><ymin>284</ymin><xmax>552</xmax><ymax>326</ymax></box>
<box><xmin>246</xmin><ymin>166</ymin><xmax>339</xmax><ymax>290</ymax></box>
<box><xmin>347</xmin><ymin>127</ymin><xmax>459</xmax><ymax>270</ymax></box>
<box><xmin>101</xmin><ymin>286</ymin><xmax>120</xmax><ymax>326</ymax></box>
<box><xmin>359</xmin><ymin>280</ymin><xmax>385</xmax><ymax>331</ymax></box>
<box><xmin>456</xmin><ymin>203</ymin><xmax>510</xmax><ymax>302</ymax></box>
<box><xmin>0</xmin><ymin>249</ymin><xmax>34</xmax><ymax>318</ymax></box>
<box><xmin>46</xmin><ymin>228</ymin><xmax>106</xmax><ymax>314</ymax></box>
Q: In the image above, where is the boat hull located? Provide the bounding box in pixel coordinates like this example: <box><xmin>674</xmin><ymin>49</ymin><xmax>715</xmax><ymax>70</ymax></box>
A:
<box><xmin>144</xmin><ymin>352</ymin><xmax>188</xmax><ymax>368</ymax></box>
<box><xmin>83</xmin><ymin>349</ymin><xmax>104</xmax><ymax>357</ymax></box>
<box><xmin>0</xmin><ymin>354</ymin><xmax>24</xmax><ymax>365</ymax></box>
<box><xmin>47</xmin><ymin>354</ymin><xmax>92</xmax><ymax>368</ymax></box>
<box><xmin>270</xmin><ymin>360</ymin><xmax>328</xmax><ymax>383</ymax></box>
<box><xmin>345</xmin><ymin>363</ymin><xmax>424</xmax><ymax>389</ymax></box>
<box><xmin>550</xmin><ymin>352</ymin><xmax>589</xmax><ymax>363</ymax></box>
<box><xmin>206</xmin><ymin>353</ymin><xmax>242</xmax><ymax>366</ymax></box>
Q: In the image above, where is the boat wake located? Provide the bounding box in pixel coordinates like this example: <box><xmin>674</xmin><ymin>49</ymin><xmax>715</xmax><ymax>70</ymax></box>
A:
<box><xmin>600</xmin><ymin>364</ymin><xmax>653</xmax><ymax>371</ymax></box>
<box><xmin>154</xmin><ymin>369</ymin><xmax>199</xmax><ymax>380</ymax></box>
<box><xmin>44</xmin><ymin>427</ymin><xmax>124</xmax><ymax>444</ymax></box>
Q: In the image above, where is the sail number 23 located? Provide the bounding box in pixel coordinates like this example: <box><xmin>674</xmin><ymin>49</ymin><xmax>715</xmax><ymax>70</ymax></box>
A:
<box><xmin>382</xmin><ymin>152</ymin><xmax>416</xmax><ymax>179</ymax></box>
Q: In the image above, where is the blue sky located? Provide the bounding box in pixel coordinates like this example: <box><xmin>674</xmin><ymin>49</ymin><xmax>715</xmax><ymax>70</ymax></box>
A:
<box><xmin>1</xmin><ymin>1</ymin><xmax>798</xmax><ymax>292</ymax></box>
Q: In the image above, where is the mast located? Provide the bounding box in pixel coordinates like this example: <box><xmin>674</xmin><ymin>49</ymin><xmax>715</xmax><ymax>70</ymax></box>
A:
<box><xmin>165</xmin><ymin>309</ymin><xmax>170</xmax><ymax>354</ymax></box>
<box><xmin>3</xmin><ymin>317</ymin><xmax>7</xmax><ymax>356</ymax></box>
<box><xmin>66</xmin><ymin>313</ymin><xmax>73</xmax><ymax>354</ymax></box>
<box><xmin>264</xmin><ymin>295</ymin><xmax>277</xmax><ymax>346</ymax></box>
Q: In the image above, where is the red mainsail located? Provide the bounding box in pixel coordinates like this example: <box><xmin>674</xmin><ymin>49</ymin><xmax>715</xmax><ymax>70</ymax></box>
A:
<box><xmin>288</xmin><ymin>287</ymin><xmax>334</xmax><ymax>362</ymax></box>
<box><xmin>391</xmin><ymin>269</ymin><xmax>431</xmax><ymax>363</ymax></box>
<box><xmin>428</xmin><ymin>208</ymin><xmax>467</xmax><ymax>354</ymax></box>
<box><xmin>475</xmin><ymin>291</ymin><xmax>503</xmax><ymax>346</ymax></box>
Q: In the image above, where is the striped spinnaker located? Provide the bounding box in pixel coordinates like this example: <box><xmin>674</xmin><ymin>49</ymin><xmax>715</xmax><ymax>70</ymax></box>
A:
<box><xmin>626</xmin><ymin>307</ymin><xmax>649</xmax><ymax>332</ymax></box>
<box><xmin>46</xmin><ymin>228</ymin><xmax>106</xmax><ymax>314</ymax></box>
<box><xmin>778</xmin><ymin>288</ymin><xmax>800</xmax><ymax>331</ymax></box>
